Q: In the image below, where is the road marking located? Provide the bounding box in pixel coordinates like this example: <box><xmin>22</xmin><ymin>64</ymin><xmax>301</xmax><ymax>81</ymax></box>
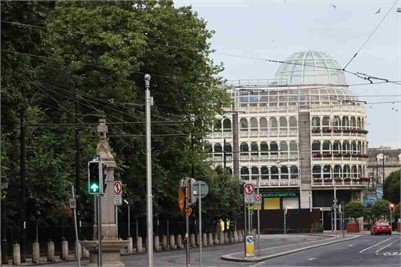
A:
<box><xmin>375</xmin><ymin>241</ymin><xmax>397</xmax><ymax>253</ymax></box>
<box><xmin>348</xmin><ymin>244</ymin><xmax>354</xmax><ymax>247</ymax></box>
<box><xmin>308</xmin><ymin>258</ymin><xmax>317</xmax><ymax>261</ymax></box>
<box><xmin>359</xmin><ymin>237</ymin><xmax>393</xmax><ymax>253</ymax></box>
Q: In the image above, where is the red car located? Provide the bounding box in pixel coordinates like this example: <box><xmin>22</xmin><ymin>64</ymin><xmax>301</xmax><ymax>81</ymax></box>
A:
<box><xmin>371</xmin><ymin>222</ymin><xmax>392</xmax><ymax>235</ymax></box>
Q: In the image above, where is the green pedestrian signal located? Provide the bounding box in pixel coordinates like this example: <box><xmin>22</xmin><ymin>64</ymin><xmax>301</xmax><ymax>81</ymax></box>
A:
<box><xmin>88</xmin><ymin>161</ymin><xmax>102</xmax><ymax>195</ymax></box>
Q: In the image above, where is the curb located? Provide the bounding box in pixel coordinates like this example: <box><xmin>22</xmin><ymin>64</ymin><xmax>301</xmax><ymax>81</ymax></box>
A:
<box><xmin>221</xmin><ymin>235</ymin><xmax>362</xmax><ymax>262</ymax></box>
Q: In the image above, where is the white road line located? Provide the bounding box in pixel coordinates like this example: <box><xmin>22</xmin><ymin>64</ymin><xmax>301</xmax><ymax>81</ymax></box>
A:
<box><xmin>348</xmin><ymin>244</ymin><xmax>354</xmax><ymax>247</ymax></box>
<box><xmin>359</xmin><ymin>237</ymin><xmax>393</xmax><ymax>253</ymax></box>
<box><xmin>308</xmin><ymin>258</ymin><xmax>317</xmax><ymax>261</ymax></box>
<box><xmin>375</xmin><ymin>241</ymin><xmax>397</xmax><ymax>253</ymax></box>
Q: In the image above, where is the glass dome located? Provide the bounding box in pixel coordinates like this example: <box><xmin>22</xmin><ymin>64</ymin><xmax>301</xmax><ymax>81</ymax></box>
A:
<box><xmin>274</xmin><ymin>51</ymin><xmax>347</xmax><ymax>86</ymax></box>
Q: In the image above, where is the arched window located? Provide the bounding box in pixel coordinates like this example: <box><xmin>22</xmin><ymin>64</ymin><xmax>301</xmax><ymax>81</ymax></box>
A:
<box><xmin>279</xmin><ymin>117</ymin><xmax>287</xmax><ymax>130</ymax></box>
<box><xmin>342</xmin><ymin>116</ymin><xmax>349</xmax><ymax>129</ymax></box>
<box><xmin>352</xmin><ymin>165</ymin><xmax>358</xmax><ymax>178</ymax></box>
<box><xmin>351</xmin><ymin>141</ymin><xmax>357</xmax><ymax>153</ymax></box>
<box><xmin>250</xmin><ymin>117</ymin><xmax>258</xmax><ymax>131</ymax></box>
<box><xmin>323</xmin><ymin>165</ymin><xmax>332</xmax><ymax>179</ymax></box>
<box><xmin>333</xmin><ymin>141</ymin><xmax>341</xmax><ymax>153</ymax></box>
<box><xmin>251</xmin><ymin>166</ymin><xmax>259</xmax><ymax>180</ymax></box>
<box><xmin>260</xmin><ymin>142</ymin><xmax>269</xmax><ymax>156</ymax></box>
<box><xmin>269</xmin><ymin>117</ymin><xmax>278</xmax><ymax>129</ymax></box>
<box><xmin>290</xmin><ymin>141</ymin><xmax>298</xmax><ymax>155</ymax></box>
<box><xmin>224</xmin><ymin>142</ymin><xmax>232</xmax><ymax>154</ymax></box>
<box><xmin>261</xmin><ymin>166</ymin><xmax>269</xmax><ymax>179</ymax></box>
<box><xmin>214</xmin><ymin>119</ymin><xmax>222</xmax><ymax>132</ymax></box>
<box><xmin>313</xmin><ymin>165</ymin><xmax>322</xmax><ymax>179</ymax></box>
<box><xmin>343</xmin><ymin>165</ymin><xmax>350</xmax><ymax>178</ymax></box>
<box><xmin>312</xmin><ymin>116</ymin><xmax>321</xmax><ymax>127</ymax></box>
<box><xmin>350</xmin><ymin>117</ymin><xmax>356</xmax><ymax>128</ymax></box>
<box><xmin>322</xmin><ymin>140</ymin><xmax>331</xmax><ymax>153</ymax></box>
<box><xmin>343</xmin><ymin>141</ymin><xmax>350</xmax><ymax>153</ymax></box>
<box><xmin>260</xmin><ymin>117</ymin><xmax>268</xmax><ymax>132</ymax></box>
<box><xmin>358</xmin><ymin>165</ymin><xmax>362</xmax><ymax>178</ymax></box>
<box><xmin>289</xmin><ymin>116</ymin><xmax>297</xmax><ymax>129</ymax></box>
<box><xmin>240</xmin><ymin>118</ymin><xmax>248</xmax><ymax>131</ymax></box>
<box><xmin>322</xmin><ymin>116</ymin><xmax>330</xmax><ymax>129</ymax></box>
<box><xmin>204</xmin><ymin>143</ymin><xmax>212</xmax><ymax>153</ymax></box>
<box><xmin>223</xmin><ymin>118</ymin><xmax>231</xmax><ymax>132</ymax></box>
<box><xmin>251</xmin><ymin>142</ymin><xmax>259</xmax><ymax>156</ymax></box>
<box><xmin>334</xmin><ymin>165</ymin><xmax>342</xmax><ymax>178</ymax></box>
<box><xmin>241</xmin><ymin>167</ymin><xmax>249</xmax><ymax>180</ymax></box>
<box><xmin>240</xmin><ymin>142</ymin><xmax>249</xmax><ymax>156</ymax></box>
<box><xmin>333</xmin><ymin>116</ymin><xmax>341</xmax><ymax>129</ymax></box>
<box><xmin>281</xmin><ymin>166</ymin><xmax>289</xmax><ymax>179</ymax></box>
<box><xmin>361</xmin><ymin>118</ymin><xmax>365</xmax><ymax>129</ymax></box>
<box><xmin>270</xmin><ymin>142</ymin><xmax>278</xmax><ymax>155</ymax></box>
<box><xmin>271</xmin><ymin>166</ymin><xmax>279</xmax><ymax>179</ymax></box>
<box><xmin>214</xmin><ymin>143</ymin><xmax>222</xmax><ymax>153</ymax></box>
<box><xmin>290</xmin><ymin>165</ymin><xmax>298</xmax><ymax>179</ymax></box>
<box><xmin>357</xmin><ymin>141</ymin><xmax>361</xmax><ymax>154</ymax></box>
<box><xmin>357</xmin><ymin>117</ymin><xmax>361</xmax><ymax>129</ymax></box>
<box><xmin>312</xmin><ymin>140</ymin><xmax>321</xmax><ymax>153</ymax></box>
<box><xmin>280</xmin><ymin>141</ymin><xmax>288</xmax><ymax>156</ymax></box>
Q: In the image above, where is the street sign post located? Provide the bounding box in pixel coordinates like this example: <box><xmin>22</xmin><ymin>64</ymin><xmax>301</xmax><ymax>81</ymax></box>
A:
<box><xmin>193</xmin><ymin>181</ymin><xmax>209</xmax><ymax>267</ymax></box>
<box><xmin>244</xmin><ymin>183</ymin><xmax>255</xmax><ymax>195</ymax></box>
<box><xmin>69</xmin><ymin>198</ymin><xmax>76</xmax><ymax>209</ymax></box>
<box><xmin>114</xmin><ymin>181</ymin><xmax>122</xmax><ymax>206</ymax></box>
<box><xmin>245</xmin><ymin>194</ymin><xmax>255</xmax><ymax>204</ymax></box>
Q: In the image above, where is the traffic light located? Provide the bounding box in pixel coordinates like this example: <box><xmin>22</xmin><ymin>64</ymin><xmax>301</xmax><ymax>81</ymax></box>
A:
<box><xmin>88</xmin><ymin>161</ymin><xmax>102</xmax><ymax>195</ymax></box>
<box><xmin>389</xmin><ymin>203</ymin><xmax>394</xmax><ymax>212</ymax></box>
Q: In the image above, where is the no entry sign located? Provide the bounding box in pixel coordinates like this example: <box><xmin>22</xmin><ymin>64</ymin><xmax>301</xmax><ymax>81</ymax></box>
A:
<box><xmin>244</xmin><ymin>183</ymin><xmax>255</xmax><ymax>195</ymax></box>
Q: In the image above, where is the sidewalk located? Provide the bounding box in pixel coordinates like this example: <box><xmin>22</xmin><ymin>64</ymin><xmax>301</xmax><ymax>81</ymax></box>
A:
<box><xmin>221</xmin><ymin>234</ymin><xmax>362</xmax><ymax>262</ymax></box>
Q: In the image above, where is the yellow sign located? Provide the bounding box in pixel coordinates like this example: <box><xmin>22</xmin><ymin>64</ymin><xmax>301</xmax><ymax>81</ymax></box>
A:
<box><xmin>245</xmin><ymin>235</ymin><xmax>255</xmax><ymax>257</ymax></box>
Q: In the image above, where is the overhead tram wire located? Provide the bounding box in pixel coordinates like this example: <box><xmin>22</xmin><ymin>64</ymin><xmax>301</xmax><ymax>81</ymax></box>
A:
<box><xmin>342</xmin><ymin>0</ymin><xmax>399</xmax><ymax>70</ymax></box>
<box><xmin>3</xmin><ymin>19</ymin><xmax>400</xmax><ymax>85</ymax></box>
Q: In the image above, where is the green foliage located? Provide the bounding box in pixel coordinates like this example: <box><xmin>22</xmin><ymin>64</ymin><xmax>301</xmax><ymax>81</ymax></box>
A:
<box><xmin>383</xmin><ymin>170</ymin><xmax>400</xmax><ymax>204</ymax></box>
<box><xmin>345</xmin><ymin>201</ymin><xmax>365</xmax><ymax>220</ymax></box>
<box><xmin>310</xmin><ymin>222</ymin><xmax>323</xmax><ymax>233</ymax></box>
<box><xmin>372</xmin><ymin>199</ymin><xmax>391</xmax><ymax>220</ymax></box>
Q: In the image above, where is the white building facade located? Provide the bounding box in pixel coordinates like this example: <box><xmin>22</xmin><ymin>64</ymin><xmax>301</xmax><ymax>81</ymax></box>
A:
<box><xmin>206</xmin><ymin>51</ymin><xmax>369</xmax><ymax>223</ymax></box>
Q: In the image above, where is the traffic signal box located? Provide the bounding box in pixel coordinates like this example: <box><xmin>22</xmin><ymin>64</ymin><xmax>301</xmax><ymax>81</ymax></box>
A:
<box><xmin>88</xmin><ymin>161</ymin><xmax>103</xmax><ymax>195</ymax></box>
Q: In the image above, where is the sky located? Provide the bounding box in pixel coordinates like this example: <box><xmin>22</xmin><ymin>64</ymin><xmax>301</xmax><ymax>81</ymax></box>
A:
<box><xmin>175</xmin><ymin>0</ymin><xmax>401</xmax><ymax>149</ymax></box>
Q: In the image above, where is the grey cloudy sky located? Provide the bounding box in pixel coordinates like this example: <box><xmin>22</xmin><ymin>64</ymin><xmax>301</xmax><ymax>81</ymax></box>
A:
<box><xmin>176</xmin><ymin>0</ymin><xmax>401</xmax><ymax>149</ymax></box>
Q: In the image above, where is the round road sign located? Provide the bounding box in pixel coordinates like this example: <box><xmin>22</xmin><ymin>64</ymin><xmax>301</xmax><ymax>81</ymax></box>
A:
<box><xmin>114</xmin><ymin>181</ymin><xmax>122</xmax><ymax>195</ymax></box>
<box><xmin>244</xmin><ymin>183</ymin><xmax>255</xmax><ymax>195</ymax></box>
<box><xmin>254</xmin><ymin>194</ymin><xmax>261</xmax><ymax>201</ymax></box>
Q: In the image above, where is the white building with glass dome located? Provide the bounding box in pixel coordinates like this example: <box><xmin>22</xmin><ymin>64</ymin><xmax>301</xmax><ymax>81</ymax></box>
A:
<box><xmin>206</xmin><ymin>51</ymin><xmax>369</xmax><ymax>229</ymax></box>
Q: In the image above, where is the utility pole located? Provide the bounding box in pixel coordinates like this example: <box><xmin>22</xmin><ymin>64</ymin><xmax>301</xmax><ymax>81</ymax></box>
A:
<box><xmin>75</xmin><ymin>88</ymin><xmax>81</xmax><ymax>239</ymax></box>
<box><xmin>232</xmin><ymin>112</ymin><xmax>239</xmax><ymax>179</ymax></box>
<box><xmin>145</xmin><ymin>74</ymin><xmax>153</xmax><ymax>267</ymax></box>
<box><xmin>382</xmin><ymin>150</ymin><xmax>385</xmax><ymax>184</ymax></box>
<box><xmin>333</xmin><ymin>181</ymin><xmax>337</xmax><ymax>239</ymax></box>
<box><xmin>223</xmin><ymin>139</ymin><xmax>227</xmax><ymax>174</ymax></box>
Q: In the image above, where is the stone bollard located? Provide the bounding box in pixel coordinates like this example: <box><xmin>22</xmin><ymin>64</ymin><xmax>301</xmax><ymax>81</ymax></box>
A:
<box><xmin>203</xmin><ymin>233</ymin><xmax>208</xmax><ymax>247</ymax></box>
<box><xmin>224</xmin><ymin>232</ymin><xmax>229</xmax><ymax>243</ymax></box>
<box><xmin>234</xmin><ymin>231</ymin><xmax>239</xmax><ymax>242</ymax></box>
<box><xmin>219</xmin><ymin>232</ymin><xmax>225</xmax><ymax>245</ymax></box>
<box><xmin>213</xmin><ymin>233</ymin><xmax>219</xmax><ymax>245</ymax></box>
<box><xmin>162</xmin><ymin>235</ymin><xmax>168</xmax><ymax>250</ymax></box>
<box><xmin>169</xmin><ymin>235</ymin><xmax>176</xmax><ymax>249</ymax></box>
<box><xmin>13</xmin><ymin>243</ymin><xmax>21</xmax><ymax>266</ymax></box>
<box><xmin>190</xmin><ymin>234</ymin><xmax>196</xmax><ymax>248</ymax></box>
<box><xmin>127</xmin><ymin>237</ymin><xmax>133</xmax><ymax>253</ymax></box>
<box><xmin>229</xmin><ymin>231</ymin><xmax>234</xmax><ymax>243</ymax></box>
<box><xmin>196</xmin><ymin>234</ymin><xmax>201</xmax><ymax>247</ymax></box>
<box><xmin>82</xmin><ymin>243</ymin><xmax>90</xmax><ymax>258</ymax></box>
<box><xmin>177</xmin><ymin>234</ymin><xmax>183</xmax><ymax>249</ymax></box>
<box><xmin>32</xmin><ymin>242</ymin><xmax>40</xmax><ymax>263</ymax></box>
<box><xmin>252</xmin><ymin>228</ymin><xmax>257</xmax><ymax>239</ymax></box>
<box><xmin>208</xmin><ymin>233</ymin><xmax>213</xmax><ymax>246</ymax></box>
<box><xmin>75</xmin><ymin>241</ymin><xmax>82</xmax><ymax>260</ymax></box>
<box><xmin>238</xmin><ymin>230</ymin><xmax>243</xmax><ymax>242</ymax></box>
<box><xmin>154</xmin><ymin>235</ymin><xmax>161</xmax><ymax>251</ymax></box>
<box><xmin>47</xmin><ymin>240</ymin><xmax>55</xmax><ymax>262</ymax></box>
<box><xmin>61</xmin><ymin>239</ymin><xmax>69</xmax><ymax>260</ymax></box>
<box><xmin>137</xmin><ymin>237</ymin><xmax>143</xmax><ymax>253</ymax></box>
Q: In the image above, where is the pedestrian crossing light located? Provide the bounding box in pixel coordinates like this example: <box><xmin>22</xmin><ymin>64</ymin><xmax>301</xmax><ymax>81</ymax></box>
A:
<box><xmin>88</xmin><ymin>160</ymin><xmax>102</xmax><ymax>195</ymax></box>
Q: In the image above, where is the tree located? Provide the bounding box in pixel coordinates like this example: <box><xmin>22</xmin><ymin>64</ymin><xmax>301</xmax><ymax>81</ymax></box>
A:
<box><xmin>383</xmin><ymin>170</ymin><xmax>400</xmax><ymax>204</ymax></box>
<box><xmin>372</xmin><ymin>199</ymin><xmax>391</xmax><ymax>220</ymax></box>
<box><xmin>345</xmin><ymin>201</ymin><xmax>365</xmax><ymax>221</ymax></box>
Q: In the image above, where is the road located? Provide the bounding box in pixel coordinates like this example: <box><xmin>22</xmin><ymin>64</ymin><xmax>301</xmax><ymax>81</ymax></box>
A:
<box><xmin>257</xmin><ymin>235</ymin><xmax>401</xmax><ymax>267</ymax></box>
<box><xmin>25</xmin><ymin>234</ymin><xmax>400</xmax><ymax>267</ymax></box>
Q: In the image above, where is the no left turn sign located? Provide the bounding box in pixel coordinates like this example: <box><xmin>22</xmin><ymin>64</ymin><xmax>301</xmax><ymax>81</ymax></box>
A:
<box><xmin>244</xmin><ymin>183</ymin><xmax>255</xmax><ymax>195</ymax></box>
<box><xmin>114</xmin><ymin>181</ymin><xmax>122</xmax><ymax>195</ymax></box>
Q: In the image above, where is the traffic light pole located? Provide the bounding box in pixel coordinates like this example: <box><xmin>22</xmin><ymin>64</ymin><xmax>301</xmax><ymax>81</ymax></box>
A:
<box><xmin>97</xmin><ymin>195</ymin><xmax>102</xmax><ymax>267</ymax></box>
<box><xmin>185</xmin><ymin>179</ymin><xmax>190</xmax><ymax>267</ymax></box>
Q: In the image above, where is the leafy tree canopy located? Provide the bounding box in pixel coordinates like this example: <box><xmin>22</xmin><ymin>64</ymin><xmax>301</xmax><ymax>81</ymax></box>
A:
<box><xmin>383</xmin><ymin>170</ymin><xmax>400</xmax><ymax>204</ymax></box>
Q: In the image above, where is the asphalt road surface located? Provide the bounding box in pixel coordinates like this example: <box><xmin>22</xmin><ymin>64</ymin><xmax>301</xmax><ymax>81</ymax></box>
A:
<box><xmin>256</xmin><ymin>235</ymin><xmax>401</xmax><ymax>267</ymax></box>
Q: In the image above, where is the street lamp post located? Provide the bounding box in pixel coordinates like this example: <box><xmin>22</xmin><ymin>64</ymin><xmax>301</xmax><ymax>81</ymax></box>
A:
<box><xmin>144</xmin><ymin>74</ymin><xmax>153</xmax><ymax>267</ymax></box>
<box><xmin>124</xmin><ymin>200</ymin><xmax>131</xmax><ymax>237</ymax></box>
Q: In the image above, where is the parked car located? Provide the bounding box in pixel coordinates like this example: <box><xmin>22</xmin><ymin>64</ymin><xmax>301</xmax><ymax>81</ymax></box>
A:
<box><xmin>371</xmin><ymin>222</ymin><xmax>392</xmax><ymax>235</ymax></box>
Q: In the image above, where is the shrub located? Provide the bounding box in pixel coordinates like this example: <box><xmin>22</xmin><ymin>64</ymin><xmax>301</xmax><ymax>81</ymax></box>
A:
<box><xmin>345</xmin><ymin>201</ymin><xmax>365</xmax><ymax>221</ymax></box>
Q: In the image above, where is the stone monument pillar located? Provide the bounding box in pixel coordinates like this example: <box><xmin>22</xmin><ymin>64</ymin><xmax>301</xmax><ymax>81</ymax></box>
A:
<box><xmin>81</xmin><ymin>119</ymin><xmax>128</xmax><ymax>267</ymax></box>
